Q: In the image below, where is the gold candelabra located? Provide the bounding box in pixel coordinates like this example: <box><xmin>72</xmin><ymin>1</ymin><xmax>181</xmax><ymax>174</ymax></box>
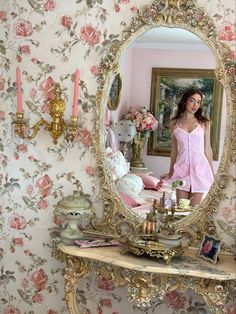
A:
<box><xmin>13</xmin><ymin>83</ymin><xmax>79</xmax><ymax>144</ymax></box>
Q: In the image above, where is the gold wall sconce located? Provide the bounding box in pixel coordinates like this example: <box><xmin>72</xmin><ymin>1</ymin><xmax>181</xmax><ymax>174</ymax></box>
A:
<box><xmin>13</xmin><ymin>83</ymin><xmax>79</xmax><ymax>144</ymax></box>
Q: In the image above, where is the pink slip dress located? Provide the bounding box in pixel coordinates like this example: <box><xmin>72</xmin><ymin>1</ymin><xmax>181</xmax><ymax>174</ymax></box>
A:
<box><xmin>170</xmin><ymin>123</ymin><xmax>214</xmax><ymax>193</ymax></box>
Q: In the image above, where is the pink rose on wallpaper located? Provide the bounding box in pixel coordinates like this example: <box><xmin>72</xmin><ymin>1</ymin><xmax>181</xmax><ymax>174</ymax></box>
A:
<box><xmin>218</xmin><ymin>22</ymin><xmax>235</xmax><ymax>41</ymax></box>
<box><xmin>0</xmin><ymin>110</ymin><xmax>5</xmax><ymax>120</ymax></box>
<box><xmin>85</xmin><ymin>166</ymin><xmax>94</xmax><ymax>176</ymax></box>
<box><xmin>19</xmin><ymin>45</ymin><xmax>30</xmax><ymax>55</ymax></box>
<box><xmin>80</xmin><ymin>25</ymin><xmax>101</xmax><ymax>46</ymax></box>
<box><xmin>114</xmin><ymin>5</ymin><xmax>120</xmax><ymax>12</ymax></box>
<box><xmin>164</xmin><ymin>290</ymin><xmax>186</xmax><ymax>310</ymax></box>
<box><xmin>96</xmin><ymin>275</ymin><xmax>115</xmax><ymax>291</ymax></box>
<box><xmin>30</xmin><ymin>88</ymin><xmax>38</xmax><ymax>99</ymax></box>
<box><xmin>10</xmin><ymin>214</ymin><xmax>26</xmax><ymax>230</ymax></box>
<box><xmin>30</xmin><ymin>268</ymin><xmax>47</xmax><ymax>291</ymax></box>
<box><xmin>16</xmin><ymin>55</ymin><xmax>22</xmax><ymax>62</ymax></box>
<box><xmin>37</xmin><ymin>198</ymin><xmax>48</xmax><ymax>209</ymax></box>
<box><xmin>14</xmin><ymin>19</ymin><xmax>33</xmax><ymax>37</ymax></box>
<box><xmin>39</xmin><ymin>76</ymin><xmax>56</xmax><ymax>100</ymax></box>
<box><xmin>227</xmin><ymin>50</ymin><xmax>236</xmax><ymax>61</ymax></box>
<box><xmin>21</xmin><ymin>277</ymin><xmax>30</xmax><ymax>289</ymax></box>
<box><xmin>47</xmin><ymin>310</ymin><xmax>58</xmax><ymax>314</ymax></box>
<box><xmin>130</xmin><ymin>6</ymin><xmax>138</xmax><ymax>13</ymax></box>
<box><xmin>60</xmin><ymin>15</ymin><xmax>73</xmax><ymax>29</ymax></box>
<box><xmin>77</xmin><ymin>129</ymin><xmax>93</xmax><ymax>148</ymax></box>
<box><xmin>0</xmin><ymin>76</ymin><xmax>5</xmax><ymax>91</ymax></box>
<box><xmin>17</xmin><ymin>143</ymin><xmax>27</xmax><ymax>153</ymax></box>
<box><xmin>3</xmin><ymin>306</ymin><xmax>21</xmax><ymax>314</ymax></box>
<box><xmin>0</xmin><ymin>11</ymin><xmax>7</xmax><ymax>21</ymax></box>
<box><xmin>90</xmin><ymin>65</ymin><xmax>99</xmax><ymax>76</ymax></box>
<box><xmin>121</xmin><ymin>0</ymin><xmax>130</xmax><ymax>3</ymax></box>
<box><xmin>26</xmin><ymin>184</ymin><xmax>34</xmax><ymax>195</ymax></box>
<box><xmin>101</xmin><ymin>299</ymin><xmax>112</xmax><ymax>308</ymax></box>
<box><xmin>36</xmin><ymin>174</ymin><xmax>53</xmax><ymax>198</ymax></box>
<box><xmin>53</xmin><ymin>214</ymin><xmax>64</xmax><ymax>225</ymax></box>
<box><xmin>97</xmin><ymin>307</ymin><xmax>102</xmax><ymax>314</ymax></box>
<box><xmin>44</xmin><ymin>0</ymin><xmax>56</xmax><ymax>11</ymax></box>
<box><xmin>32</xmin><ymin>293</ymin><xmax>43</xmax><ymax>303</ymax></box>
<box><xmin>31</xmin><ymin>57</ymin><xmax>38</xmax><ymax>64</ymax></box>
<box><xmin>13</xmin><ymin>237</ymin><xmax>23</xmax><ymax>246</ymax></box>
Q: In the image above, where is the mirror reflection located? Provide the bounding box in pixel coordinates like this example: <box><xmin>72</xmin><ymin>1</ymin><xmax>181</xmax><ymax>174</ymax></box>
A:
<box><xmin>105</xmin><ymin>27</ymin><xmax>226</xmax><ymax>220</ymax></box>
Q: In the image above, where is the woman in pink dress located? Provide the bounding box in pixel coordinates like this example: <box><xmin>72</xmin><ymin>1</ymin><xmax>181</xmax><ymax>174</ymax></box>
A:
<box><xmin>160</xmin><ymin>88</ymin><xmax>214</xmax><ymax>206</ymax></box>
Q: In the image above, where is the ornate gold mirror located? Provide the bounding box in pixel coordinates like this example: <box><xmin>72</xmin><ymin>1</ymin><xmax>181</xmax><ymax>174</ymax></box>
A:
<box><xmin>92</xmin><ymin>0</ymin><xmax>234</xmax><ymax>246</ymax></box>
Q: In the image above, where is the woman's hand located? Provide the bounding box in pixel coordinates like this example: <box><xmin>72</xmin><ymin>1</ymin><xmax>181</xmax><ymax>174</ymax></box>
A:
<box><xmin>160</xmin><ymin>173</ymin><xmax>171</xmax><ymax>181</ymax></box>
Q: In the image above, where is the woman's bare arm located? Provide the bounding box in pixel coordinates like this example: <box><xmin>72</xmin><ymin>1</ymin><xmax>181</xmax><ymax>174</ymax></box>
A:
<box><xmin>160</xmin><ymin>120</ymin><xmax>178</xmax><ymax>180</ymax></box>
<box><xmin>204</xmin><ymin>121</ymin><xmax>214</xmax><ymax>175</ymax></box>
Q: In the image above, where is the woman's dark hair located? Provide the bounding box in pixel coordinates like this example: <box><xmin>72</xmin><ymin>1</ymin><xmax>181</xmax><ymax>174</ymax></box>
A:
<box><xmin>172</xmin><ymin>87</ymin><xmax>209</xmax><ymax>124</ymax></box>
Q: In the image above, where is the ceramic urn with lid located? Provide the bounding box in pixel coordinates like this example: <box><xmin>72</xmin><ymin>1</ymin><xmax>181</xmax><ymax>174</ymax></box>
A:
<box><xmin>55</xmin><ymin>190</ymin><xmax>93</xmax><ymax>244</ymax></box>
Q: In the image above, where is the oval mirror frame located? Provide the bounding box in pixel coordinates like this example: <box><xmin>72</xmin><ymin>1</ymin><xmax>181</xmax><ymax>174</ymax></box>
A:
<box><xmin>92</xmin><ymin>0</ymin><xmax>235</xmax><ymax>246</ymax></box>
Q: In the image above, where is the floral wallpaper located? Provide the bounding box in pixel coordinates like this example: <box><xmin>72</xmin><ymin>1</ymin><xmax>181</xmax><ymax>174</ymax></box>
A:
<box><xmin>0</xmin><ymin>0</ymin><xmax>235</xmax><ymax>314</ymax></box>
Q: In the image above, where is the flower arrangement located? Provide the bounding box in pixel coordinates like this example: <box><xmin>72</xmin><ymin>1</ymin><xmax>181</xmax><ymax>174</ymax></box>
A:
<box><xmin>124</xmin><ymin>107</ymin><xmax>158</xmax><ymax>133</ymax></box>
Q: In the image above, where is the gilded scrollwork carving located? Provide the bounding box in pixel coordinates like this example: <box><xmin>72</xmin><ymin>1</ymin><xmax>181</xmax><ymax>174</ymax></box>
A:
<box><xmin>64</xmin><ymin>256</ymin><xmax>91</xmax><ymax>314</ymax></box>
<box><xmin>51</xmin><ymin>241</ymin><xmax>67</xmax><ymax>262</ymax></box>
<box><xmin>57</xmin><ymin>250</ymin><xmax>235</xmax><ymax>314</ymax></box>
<box><xmin>195</xmin><ymin>278</ymin><xmax>235</xmax><ymax>314</ymax></box>
<box><xmin>94</xmin><ymin>0</ymin><xmax>235</xmax><ymax>245</ymax></box>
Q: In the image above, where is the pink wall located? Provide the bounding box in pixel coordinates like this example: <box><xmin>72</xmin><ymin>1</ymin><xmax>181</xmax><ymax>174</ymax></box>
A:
<box><xmin>119</xmin><ymin>47</ymin><xmax>226</xmax><ymax>178</ymax></box>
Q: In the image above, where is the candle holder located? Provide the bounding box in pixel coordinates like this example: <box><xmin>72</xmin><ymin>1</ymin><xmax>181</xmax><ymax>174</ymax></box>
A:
<box><xmin>13</xmin><ymin>83</ymin><xmax>79</xmax><ymax>144</ymax></box>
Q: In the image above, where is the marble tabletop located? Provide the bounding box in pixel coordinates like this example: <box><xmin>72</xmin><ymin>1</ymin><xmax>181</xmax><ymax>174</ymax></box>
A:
<box><xmin>59</xmin><ymin>245</ymin><xmax>236</xmax><ymax>281</ymax></box>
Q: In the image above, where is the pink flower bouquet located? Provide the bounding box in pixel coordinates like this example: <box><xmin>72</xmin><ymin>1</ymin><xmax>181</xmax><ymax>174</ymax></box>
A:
<box><xmin>125</xmin><ymin>107</ymin><xmax>158</xmax><ymax>133</ymax></box>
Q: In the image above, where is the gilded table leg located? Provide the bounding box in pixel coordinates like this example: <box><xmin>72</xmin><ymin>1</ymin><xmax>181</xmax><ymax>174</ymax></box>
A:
<box><xmin>64</xmin><ymin>256</ymin><xmax>91</xmax><ymax>314</ymax></box>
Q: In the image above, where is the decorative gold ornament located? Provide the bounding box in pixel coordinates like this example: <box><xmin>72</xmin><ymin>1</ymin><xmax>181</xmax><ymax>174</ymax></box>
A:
<box><xmin>122</xmin><ymin>237</ymin><xmax>183</xmax><ymax>265</ymax></box>
<box><xmin>13</xmin><ymin>83</ymin><xmax>79</xmax><ymax>144</ymax></box>
<box><xmin>56</xmin><ymin>245</ymin><xmax>235</xmax><ymax>314</ymax></box>
<box><xmin>92</xmin><ymin>0</ymin><xmax>235</xmax><ymax>248</ymax></box>
<box><xmin>131</xmin><ymin>132</ymin><xmax>150</xmax><ymax>168</ymax></box>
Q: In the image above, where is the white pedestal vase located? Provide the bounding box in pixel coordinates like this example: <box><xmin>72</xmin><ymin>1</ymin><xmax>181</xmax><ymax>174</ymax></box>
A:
<box><xmin>54</xmin><ymin>190</ymin><xmax>93</xmax><ymax>245</ymax></box>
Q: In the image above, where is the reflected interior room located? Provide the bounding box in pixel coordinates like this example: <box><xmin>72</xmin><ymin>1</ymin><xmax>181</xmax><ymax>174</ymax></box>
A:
<box><xmin>105</xmin><ymin>26</ymin><xmax>226</xmax><ymax>217</ymax></box>
<box><xmin>0</xmin><ymin>1</ymin><xmax>235</xmax><ymax>314</ymax></box>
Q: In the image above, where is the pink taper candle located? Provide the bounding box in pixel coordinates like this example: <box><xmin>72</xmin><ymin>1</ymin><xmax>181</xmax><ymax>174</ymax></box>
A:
<box><xmin>72</xmin><ymin>69</ymin><xmax>80</xmax><ymax>117</ymax></box>
<box><xmin>16</xmin><ymin>67</ymin><xmax>23</xmax><ymax>113</ymax></box>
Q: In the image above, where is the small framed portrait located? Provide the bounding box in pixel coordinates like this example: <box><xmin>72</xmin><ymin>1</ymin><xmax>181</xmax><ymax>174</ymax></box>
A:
<box><xmin>198</xmin><ymin>234</ymin><xmax>221</xmax><ymax>264</ymax></box>
<box><xmin>107</xmin><ymin>73</ymin><xmax>122</xmax><ymax>110</ymax></box>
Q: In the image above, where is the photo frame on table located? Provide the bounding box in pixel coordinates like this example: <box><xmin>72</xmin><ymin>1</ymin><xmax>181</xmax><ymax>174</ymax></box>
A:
<box><xmin>198</xmin><ymin>233</ymin><xmax>221</xmax><ymax>264</ymax></box>
<box><xmin>107</xmin><ymin>73</ymin><xmax>122</xmax><ymax>110</ymax></box>
<box><xmin>147</xmin><ymin>68</ymin><xmax>223</xmax><ymax>160</ymax></box>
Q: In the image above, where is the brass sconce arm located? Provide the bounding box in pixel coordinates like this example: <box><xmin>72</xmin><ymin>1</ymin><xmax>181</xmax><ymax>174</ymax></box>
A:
<box><xmin>13</xmin><ymin>83</ymin><xmax>79</xmax><ymax>144</ymax></box>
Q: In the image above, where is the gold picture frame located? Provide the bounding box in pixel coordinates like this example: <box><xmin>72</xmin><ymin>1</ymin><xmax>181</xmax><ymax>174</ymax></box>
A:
<box><xmin>147</xmin><ymin>68</ymin><xmax>223</xmax><ymax>160</ymax></box>
<box><xmin>107</xmin><ymin>73</ymin><xmax>122</xmax><ymax>110</ymax></box>
<box><xmin>198</xmin><ymin>234</ymin><xmax>221</xmax><ymax>264</ymax></box>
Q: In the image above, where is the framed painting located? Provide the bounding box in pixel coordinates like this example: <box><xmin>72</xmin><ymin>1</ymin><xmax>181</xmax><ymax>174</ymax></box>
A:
<box><xmin>107</xmin><ymin>73</ymin><xmax>122</xmax><ymax>110</ymax></box>
<box><xmin>147</xmin><ymin>68</ymin><xmax>223</xmax><ymax>160</ymax></box>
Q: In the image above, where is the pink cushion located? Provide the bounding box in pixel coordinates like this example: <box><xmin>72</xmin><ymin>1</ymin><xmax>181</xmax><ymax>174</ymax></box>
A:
<box><xmin>119</xmin><ymin>192</ymin><xmax>140</xmax><ymax>208</ymax></box>
<box><xmin>137</xmin><ymin>173</ymin><xmax>163</xmax><ymax>191</ymax></box>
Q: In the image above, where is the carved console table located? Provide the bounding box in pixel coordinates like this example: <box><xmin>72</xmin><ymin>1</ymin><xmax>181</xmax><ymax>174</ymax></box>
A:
<box><xmin>56</xmin><ymin>245</ymin><xmax>236</xmax><ymax>314</ymax></box>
